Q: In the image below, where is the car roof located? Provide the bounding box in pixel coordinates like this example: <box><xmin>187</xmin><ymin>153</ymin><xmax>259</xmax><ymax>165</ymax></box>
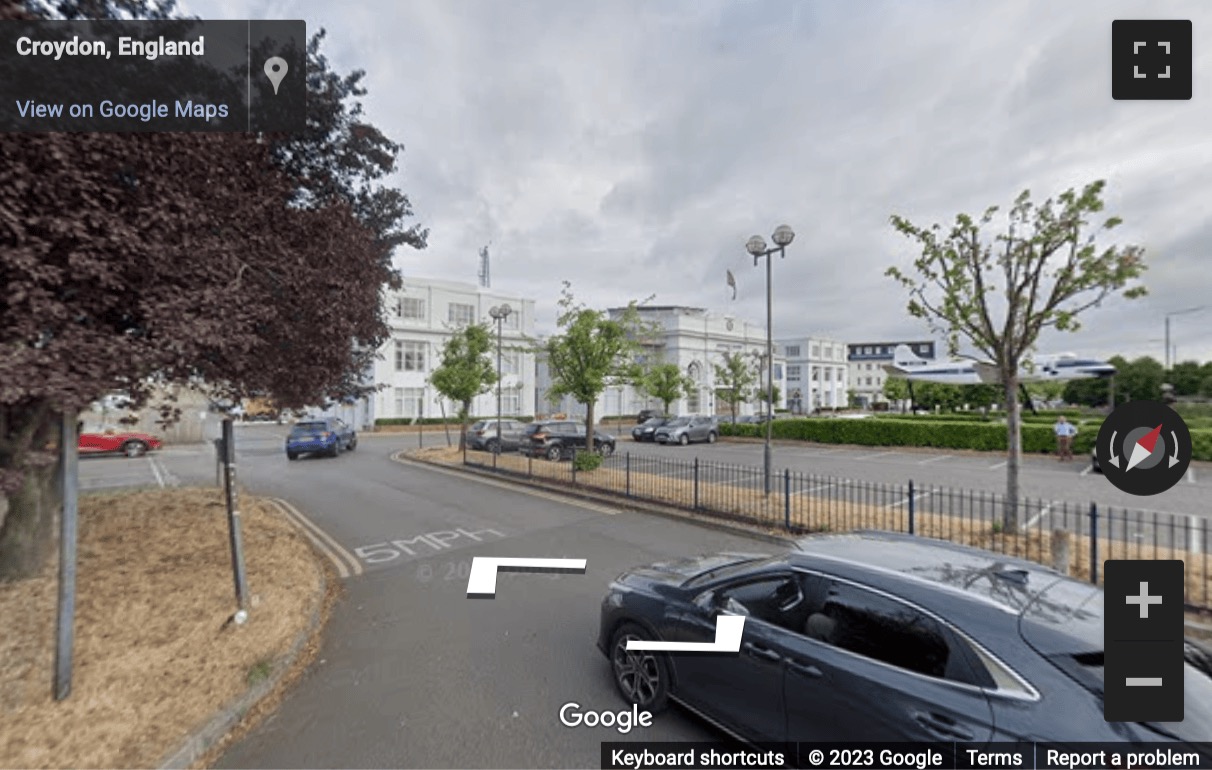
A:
<box><xmin>788</xmin><ymin>531</ymin><xmax>1101</xmax><ymax>652</ymax></box>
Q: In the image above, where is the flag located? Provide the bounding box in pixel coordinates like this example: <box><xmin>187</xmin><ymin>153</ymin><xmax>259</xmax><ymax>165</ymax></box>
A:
<box><xmin>726</xmin><ymin>269</ymin><xmax>736</xmax><ymax>300</ymax></box>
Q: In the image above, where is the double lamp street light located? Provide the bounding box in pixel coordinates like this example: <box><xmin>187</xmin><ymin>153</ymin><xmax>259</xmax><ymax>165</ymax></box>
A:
<box><xmin>488</xmin><ymin>304</ymin><xmax>513</xmax><ymax>466</ymax></box>
<box><xmin>745</xmin><ymin>224</ymin><xmax>795</xmax><ymax>497</ymax></box>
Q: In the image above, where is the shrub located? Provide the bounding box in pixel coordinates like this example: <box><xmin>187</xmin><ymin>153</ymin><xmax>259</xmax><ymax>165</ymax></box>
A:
<box><xmin>573</xmin><ymin>451</ymin><xmax>603</xmax><ymax>472</ymax></box>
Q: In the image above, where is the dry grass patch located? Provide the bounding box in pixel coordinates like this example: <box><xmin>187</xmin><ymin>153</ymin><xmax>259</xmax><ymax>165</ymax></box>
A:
<box><xmin>0</xmin><ymin>487</ymin><xmax>326</xmax><ymax>770</ymax></box>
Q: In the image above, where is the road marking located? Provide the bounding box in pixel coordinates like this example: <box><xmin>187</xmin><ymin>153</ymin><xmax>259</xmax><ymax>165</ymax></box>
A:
<box><xmin>272</xmin><ymin>498</ymin><xmax>364</xmax><ymax>578</ymax></box>
<box><xmin>854</xmin><ymin>451</ymin><xmax>896</xmax><ymax>460</ymax></box>
<box><xmin>917</xmin><ymin>455</ymin><xmax>950</xmax><ymax>465</ymax></box>
<box><xmin>989</xmin><ymin>461</ymin><xmax>1008</xmax><ymax>470</ymax></box>
<box><xmin>1022</xmin><ymin>502</ymin><xmax>1055</xmax><ymax>531</ymax></box>
<box><xmin>796</xmin><ymin>482</ymin><xmax>835</xmax><ymax>495</ymax></box>
<box><xmin>1080</xmin><ymin>464</ymin><xmax>1093</xmax><ymax>477</ymax></box>
<box><xmin>1192</xmin><ymin>515</ymin><xmax>1204</xmax><ymax>555</ymax></box>
<box><xmin>627</xmin><ymin>615</ymin><xmax>745</xmax><ymax>653</ymax></box>
<box><xmin>1189</xmin><ymin>468</ymin><xmax>1197</xmax><ymax>484</ymax></box>
<box><xmin>466</xmin><ymin>556</ymin><xmax>587</xmax><ymax>597</ymax></box>
<box><xmin>147</xmin><ymin>456</ymin><xmax>165</xmax><ymax>488</ymax></box>
<box><xmin>886</xmin><ymin>491</ymin><xmax>932</xmax><ymax>509</ymax></box>
<box><xmin>391</xmin><ymin>452</ymin><xmax>620</xmax><ymax>515</ymax></box>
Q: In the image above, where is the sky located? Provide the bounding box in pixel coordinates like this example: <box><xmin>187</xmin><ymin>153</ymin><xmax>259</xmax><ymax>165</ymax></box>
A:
<box><xmin>187</xmin><ymin>0</ymin><xmax>1212</xmax><ymax>364</ymax></box>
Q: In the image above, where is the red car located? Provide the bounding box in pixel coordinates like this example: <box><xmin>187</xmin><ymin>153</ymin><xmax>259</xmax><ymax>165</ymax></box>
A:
<box><xmin>79</xmin><ymin>430</ymin><xmax>162</xmax><ymax>458</ymax></box>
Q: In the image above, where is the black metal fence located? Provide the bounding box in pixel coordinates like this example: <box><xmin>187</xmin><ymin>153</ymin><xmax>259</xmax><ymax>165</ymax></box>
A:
<box><xmin>465</xmin><ymin>448</ymin><xmax>1211</xmax><ymax>613</ymax></box>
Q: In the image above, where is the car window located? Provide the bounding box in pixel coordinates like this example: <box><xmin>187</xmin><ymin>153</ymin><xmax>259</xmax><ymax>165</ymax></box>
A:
<box><xmin>716</xmin><ymin>575</ymin><xmax>806</xmax><ymax>632</ymax></box>
<box><xmin>292</xmin><ymin>422</ymin><xmax>326</xmax><ymax>432</ymax></box>
<box><xmin>811</xmin><ymin>581</ymin><xmax>950</xmax><ymax>679</ymax></box>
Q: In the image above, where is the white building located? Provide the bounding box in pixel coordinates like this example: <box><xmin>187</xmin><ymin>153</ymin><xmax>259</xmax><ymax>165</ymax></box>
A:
<box><xmin>371</xmin><ymin>278</ymin><xmax>537</xmax><ymax>422</ymax></box>
<box><xmin>779</xmin><ymin>337</ymin><xmax>850</xmax><ymax>412</ymax></box>
<box><xmin>846</xmin><ymin>340</ymin><xmax>936</xmax><ymax>408</ymax></box>
<box><xmin>536</xmin><ymin>306</ymin><xmax>786</xmax><ymax>419</ymax></box>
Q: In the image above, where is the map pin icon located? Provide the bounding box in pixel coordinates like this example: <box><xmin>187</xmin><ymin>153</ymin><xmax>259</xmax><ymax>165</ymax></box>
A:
<box><xmin>264</xmin><ymin>56</ymin><xmax>288</xmax><ymax>95</ymax></box>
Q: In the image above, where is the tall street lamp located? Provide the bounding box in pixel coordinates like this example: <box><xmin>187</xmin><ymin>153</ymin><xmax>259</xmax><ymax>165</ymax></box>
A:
<box><xmin>488</xmin><ymin>304</ymin><xmax>512</xmax><ymax>465</ymax></box>
<box><xmin>745</xmin><ymin>224</ymin><xmax>795</xmax><ymax>496</ymax></box>
<box><xmin>1165</xmin><ymin>306</ymin><xmax>1207</xmax><ymax>370</ymax></box>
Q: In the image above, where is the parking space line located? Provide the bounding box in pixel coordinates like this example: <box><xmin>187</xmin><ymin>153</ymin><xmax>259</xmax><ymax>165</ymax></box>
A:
<box><xmin>886</xmin><ymin>491</ymin><xmax>932</xmax><ymax>509</ymax></box>
<box><xmin>1189</xmin><ymin>468</ymin><xmax>1197</xmax><ymax>484</ymax></box>
<box><xmin>146</xmin><ymin>456</ymin><xmax>165</xmax><ymax>488</ymax></box>
<box><xmin>854</xmin><ymin>451</ymin><xmax>896</xmax><ymax>461</ymax></box>
<box><xmin>796</xmin><ymin>482</ymin><xmax>835</xmax><ymax>495</ymax></box>
<box><xmin>1191</xmin><ymin>516</ymin><xmax>1204</xmax><ymax>555</ymax></box>
<box><xmin>917</xmin><ymin>455</ymin><xmax>950</xmax><ymax>465</ymax></box>
<box><xmin>392</xmin><ymin>452</ymin><xmax>621</xmax><ymax>515</ymax></box>
<box><xmin>272</xmin><ymin>498</ymin><xmax>363</xmax><ymax>578</ymax></box>
<box><xmin>1022</xmin><ymin>502</ymin><xmax>1055</xmax><ymax>531</ymax></box>
<box><xmin>1080</xmin><ymin>464</ymin><xmax>1093</xmax><ymax>477</ymax></box>
<box><xmin>988</xmin><ymin>461</ymin><xmax>1007</xmax><ymax>470</ymax></box>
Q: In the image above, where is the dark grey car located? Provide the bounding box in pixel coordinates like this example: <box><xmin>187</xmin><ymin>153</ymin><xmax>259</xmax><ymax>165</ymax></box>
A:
<box><xmin>597</xmin><ymin>532</ymin><xmax>1212</xmax><ymax>746</ymax></box>
<box><xmin>653</xmin><ymin>415</ymin><xmax>718</xmax><ymax>445</ymax></box>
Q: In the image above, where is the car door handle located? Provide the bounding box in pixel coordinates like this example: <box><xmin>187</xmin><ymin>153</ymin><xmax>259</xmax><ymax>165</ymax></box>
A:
<box><xmin>913</xmin><ymin>712</ymin><xmax>974</xmax><ymax>740</ymax></box>
<box><xmin>787</xmin><ymin>660</ymin><xmax>822</xmax><ymax>678</ymax></box>
<box><xmin>743</xmin><ymin>643</ymin><xmax>781</xmax><ymax>662</ymax></box>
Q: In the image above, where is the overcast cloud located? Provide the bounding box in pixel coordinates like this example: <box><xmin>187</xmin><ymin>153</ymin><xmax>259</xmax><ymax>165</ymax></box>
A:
<box><xmin>190</xmin><ymin>0</ymin><xmax>1212</xmax><ymax>363</ymax></box>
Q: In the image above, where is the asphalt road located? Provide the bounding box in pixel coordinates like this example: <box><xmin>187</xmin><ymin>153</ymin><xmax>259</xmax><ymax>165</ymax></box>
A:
<box><xmin>141</xmin><ymin>427</ymin><xmax>766</xmax><ymax>768</ymax></box>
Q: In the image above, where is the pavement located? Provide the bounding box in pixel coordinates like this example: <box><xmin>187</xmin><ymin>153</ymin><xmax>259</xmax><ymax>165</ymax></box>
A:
<box><xmin>77</xmin><ymin>425</ymin><xmax>1209</xmax><ymax>767</ymax></box>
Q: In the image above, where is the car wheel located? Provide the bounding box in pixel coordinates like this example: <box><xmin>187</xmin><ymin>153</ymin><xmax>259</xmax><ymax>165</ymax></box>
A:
<box><xmin>486</xmin><ymin>438</ymin><xmax>501</xmax><ymax>454</ymax></box>
<box><xmin>287</xmin><ymin>451</ymin><xmax>298</xmax><ymax>461</ymax></box>
<box><xmin>598</xmin><ymin>442</ymin><xmax>614</xmax><ymax>457</ymax></box>
<box><xmin>707</xmin><ymin>431</ymin><xmax>717</xmax><ymax>444</ymax></box>
<box><xmin>123</xmin><ymin>440</ymin><xmax>148</xmax><ymax>458</ymax></box>
<box><xmin>348</xmin><ymin>436</ymin><xmax>357</xmax><ymax>451</ymax></box>
<box><xmin>329</xmin><ymin>441</ymin><xmax>341</xmax><ymax>458</ymax></box>
<box><xmin>545</xmin><ymin>445</ymin><xmax>562</xmax><ymax>462</ymax></box>
<box><xmin>610</xmin><ymin>623</ymin><xmax>670</xmax><ymax>713</ymax></box>
<box><xmin>678</xmin><ymin>433</ymin><xmax>689</xmax><ymax>446</ymax></box>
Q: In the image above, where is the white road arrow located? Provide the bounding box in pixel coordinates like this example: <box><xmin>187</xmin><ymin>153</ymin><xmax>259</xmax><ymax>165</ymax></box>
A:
<box><xmin>626</xmin><ymin>615</ymin><xmax>747</xmax><ymax>653</ymax></box>
<box><xmin>1169</xmin><ymin>431</ymin><xmax>1181</xmax><ymax>468</ymax></box>
<box><xmin>466</xmin><ymin>557</ymin><xmax>586</xmax><ymax>597</ymax></box>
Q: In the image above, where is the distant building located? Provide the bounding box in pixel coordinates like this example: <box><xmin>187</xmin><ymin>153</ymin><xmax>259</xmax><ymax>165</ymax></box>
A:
<box><xmin>370</xmin><ymin>278</ymin><xmax>537</xmax><ymax>421</ymax></box>
<box><xmin>847</xmin><ymin>340</ymin><xmax>936</xmax><ymax>408</ymax></box>
<box><xmin>778</xmin><ymin>338</ymin><xmax>850</xmax><ymax>412</ymax></box>
<box><xmin>535</xmin><ymin>306</ymin><xmax>785</xmax><ymax>419</ymax></box>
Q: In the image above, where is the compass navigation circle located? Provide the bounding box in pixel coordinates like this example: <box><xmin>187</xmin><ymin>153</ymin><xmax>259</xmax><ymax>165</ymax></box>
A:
<box><xmin>1096</xmin><ymin>400</ymin><xmax>1191</xmax><ymax>496</ymax></box>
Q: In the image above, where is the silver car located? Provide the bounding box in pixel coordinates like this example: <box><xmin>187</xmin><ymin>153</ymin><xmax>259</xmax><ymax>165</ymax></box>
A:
<box><xmin>654</xmin><ymin>415</ymin><xmax>718</xmax><ymax>445</ymax></box>
<box><xmin>467</xmin><ymin>419</ymin><xmax>527</xmax><ymax>452</ymax></box>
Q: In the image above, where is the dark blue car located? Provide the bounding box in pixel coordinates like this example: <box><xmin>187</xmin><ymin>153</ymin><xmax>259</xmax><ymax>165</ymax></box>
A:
<box><xmin>286</xmin><ymin>418</ymin><xmax>357</xmax><ymax>460</ymax></box>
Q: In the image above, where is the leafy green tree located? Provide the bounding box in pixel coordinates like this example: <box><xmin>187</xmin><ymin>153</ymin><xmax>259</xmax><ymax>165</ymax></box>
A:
<box><xmin>713</xmin><ymin>352</ymin><xmax>758</xmax><ymax>422</ymax></box>
<box><xmin>882</xmin><ymin>377</ymin><xmax>911</xmax><ymax>409</ymax></box>
<box><xmin>1117</xmin><ymin>356</ymin><xmax>1164</xmax><ymax>403</ymax></box>
<box><xmin>1168</xmin><ymin>361</ymin><xmax>1204</xmax><ymax>396</ymax></box>
<box><xmin>963</xmin><ymin>383</ymin><xmax>1004</xmax><ymax>409</ymax></box>
<box><xmin>759</xmin><ymin>384</ymin><xmax>782</xmax><ymax>413</ymax></box>
<box><xmin>1201</xmin><ymin>375</ymin><xmax>1212</xmax><ymax>399</ymax></box>
<box><xmin>888</xmin><ymin>180</ymin><xmax>1146</xmax><ymax>527</ymax></box>
<box><xmin>541</xmin><ymin>283</ymin><xmax>645</xmax><ymax>454</ymax></box>
<box><xmin>429</xmin><ymin>324</ymin><xmax>497</xmax><ymax>451</ymax></box>
<box><xmin>637</xmin><ymin>363</ymin><xmax>693</xmax><ymax>417</ymax></box>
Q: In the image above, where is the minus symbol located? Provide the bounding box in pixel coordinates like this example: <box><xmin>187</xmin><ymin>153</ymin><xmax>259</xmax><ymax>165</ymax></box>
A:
<box><xmin>1125</xmin><ymin>677</ymin><xmax>1163</xmax><ymax>686</ymax></box>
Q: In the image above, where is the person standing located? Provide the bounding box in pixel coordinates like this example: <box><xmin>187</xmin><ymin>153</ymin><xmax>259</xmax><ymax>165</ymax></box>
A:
<box><xmin>1054</xmin><ymin>416</ymin><xmax>1077</xmax><ymax>461</ymax></box>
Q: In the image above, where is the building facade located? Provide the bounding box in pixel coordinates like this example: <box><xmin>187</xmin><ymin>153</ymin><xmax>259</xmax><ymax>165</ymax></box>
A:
<box><xmin>778</xmin><ymin>337</ymin><xmax>850</xmax><ymax>412</ymax></box>
<box><xmin>847</xmin><ymin>340</ymin><xmax>936</xmax><ymax>408</ymax></box>
<box><xmin>371</xmin><ymin>278</ymin><xmax>537</xmax><ymax>421</ymax></box>
<box><xmin>535</xmin><ymin>306</ymin><xmax>786</xmax><ymax>420</ymax></box>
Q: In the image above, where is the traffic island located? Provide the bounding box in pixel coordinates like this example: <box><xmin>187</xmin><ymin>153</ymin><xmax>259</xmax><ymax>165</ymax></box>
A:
<box><xmin>0</xmin><ymin>487</ymin><xmax>334</xmax><ymax>769</ymax></box>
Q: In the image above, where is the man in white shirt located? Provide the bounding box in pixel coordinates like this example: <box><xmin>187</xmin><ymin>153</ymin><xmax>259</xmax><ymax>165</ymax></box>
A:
<box><xmin>1054</xmin><ymin>416</ymin><xmax>1077</xmax><ymax>461</ymax></box>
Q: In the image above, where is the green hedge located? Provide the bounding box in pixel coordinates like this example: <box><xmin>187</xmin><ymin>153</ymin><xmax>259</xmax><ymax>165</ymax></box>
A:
<box><xmin>720</xmin><ymin>418</ymin><xmax>1212</xmax><ymax>460</ymax></box>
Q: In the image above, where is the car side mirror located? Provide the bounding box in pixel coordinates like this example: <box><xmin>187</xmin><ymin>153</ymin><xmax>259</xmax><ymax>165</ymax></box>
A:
<box><xmin>693</xmin><ymin>590</ymin><xmax>718</xmax><ymax>613</ymax></box>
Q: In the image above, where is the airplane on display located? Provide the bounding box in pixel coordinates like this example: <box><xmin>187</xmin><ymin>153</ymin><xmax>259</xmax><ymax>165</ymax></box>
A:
<box><xmin>883</xmin><ymin>345</ymin><xmax>1116</xmax><ymax>412</ymax></box>
<box><xmin>883</xmin><ymin>345</ymin><xmax>1117</xmax><ymax>385</ymax></box>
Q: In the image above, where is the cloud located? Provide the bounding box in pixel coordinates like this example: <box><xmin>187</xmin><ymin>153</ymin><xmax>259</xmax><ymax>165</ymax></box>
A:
<box><xmin>186</xmin><ymin>0</ymin><xmax>1212</xmax><ymax>363</ymax></box>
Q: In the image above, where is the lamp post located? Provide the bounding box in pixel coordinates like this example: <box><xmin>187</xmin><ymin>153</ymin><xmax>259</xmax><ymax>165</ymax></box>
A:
<box><xmin>488</xmin><ymin>305</ymin><xmax>513</xmax><ymax>463</ymax></box>
<box><xmin>1165</xmin><ymin>306</ymin><xmax>1207</xmax><ymax>370</ymax></box>
<box><xmin>745</xmin><ymin>224</ymin><xmax>795</xmax><ymax>496</ymax></box>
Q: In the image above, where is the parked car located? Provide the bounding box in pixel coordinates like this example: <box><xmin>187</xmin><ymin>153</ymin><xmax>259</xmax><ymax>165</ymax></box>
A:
<box><xmin>637</xmin><ymin>409</ymin><xmax>665</xmax><ymax>424</ymax></box>
<box><xmin>631</xmin><ymin>416</ymin><xmax>670</xmax><ymax>442</ymax></box>
<box><xmin>654</xmin><ymin>415</ymin><xmax>718</xmax><ymax>445</ymax></box>
<box><xmin>286</xmin><ymin>417</ymin><xmax>356</xmax><ymax>460</ymax></box>
<box><xmin>521</xmin><ymin>420</ymin><xmax>616</xmax><ymax>461</ymax></box>
<box><xmin>597</xmin><ymin>531</ymin><xmax>1212</xmax><ymax>746</ymax></box>
<box><xmin>79</xmin><ymin>430</ymin><xmax>162</xmax><ymax>458</ymax></box>
<box><xmin>466</xmin><ymin>419</ymin><xmax>527</xmax><ymax>452</ymax></box>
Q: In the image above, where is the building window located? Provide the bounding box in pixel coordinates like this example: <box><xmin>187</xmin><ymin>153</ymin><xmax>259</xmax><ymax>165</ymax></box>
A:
<box><xmin>397</xmin><ymin>297</ymin><xmax>426</xmax><ymax>320</ymax></box>
<box><xmin>811</xmin><ymin>344</ymin><xmax>820</xmax><ymax>358</ymax></box>
<box><xmin>501</xmin><ymin>351</ymin><xmax>521</xmax><ymax>375</ymax></box>
<box><xmin>785</xmin><ymin>345</ymin><xmax>800</xmax><ymax>358</ymax></box>
<box><xmin>394</xmin><ymin>387</ymin><xmax>424</xmax><ymax>417</ymax></box>
<box><xmin>824</xmin><ymin>369</ymin><xmax>831</xmax><ymax>382</ymax></box>
<box><xmin>687</xmin><ymin>388</ymin><xmax>701</xmax><ymax>412</ymax></box>
<box><xmin>788</xmin><ymin>365</ymin><xmax>801</xmax><ymax>379</ymax></box>
<box><xmin>865</xmin><ymin>377</ymin><xmax>873</xmax><ymax>386</ymax></box>
<box><xmin>395</xmin><ymin>340</ymin><xmax>426</xmax><ymax>372</ymax></box>
<box><xmin>501</xmin><ymin>390</ymin><xmax>520</xmax><ymax>415</ymax></box>
<box><xmin>837</xmin><ymin>367</ymin><xmax>845</xmax><ymax>383</ymax></box>
<box><xmin>448</xmin><ymin>302</ymin><xmax>476</xmax><ymax>326</ymax></box>
<box><xmin>863</xmin><ymin>346</ymin><xmax>871</xmax><ymax>355</ymax></box>
<box><xmin>811</xmin><ymin>368</ymin><xmax>819</xmax><ymax>381</ymax></box>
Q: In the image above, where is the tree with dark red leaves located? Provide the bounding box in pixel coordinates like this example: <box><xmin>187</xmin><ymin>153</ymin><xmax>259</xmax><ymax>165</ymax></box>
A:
<box><xmin>0</xmin><ymin>1</ymin><xmax>426</xmax><ymax>579</ymax></box>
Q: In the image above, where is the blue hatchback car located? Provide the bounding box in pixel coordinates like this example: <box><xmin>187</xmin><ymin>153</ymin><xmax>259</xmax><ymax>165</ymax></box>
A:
<box><xmin>286</xmin><ymin>418</ymin><xmax>357</xmax><ymax>460</ymax></box>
